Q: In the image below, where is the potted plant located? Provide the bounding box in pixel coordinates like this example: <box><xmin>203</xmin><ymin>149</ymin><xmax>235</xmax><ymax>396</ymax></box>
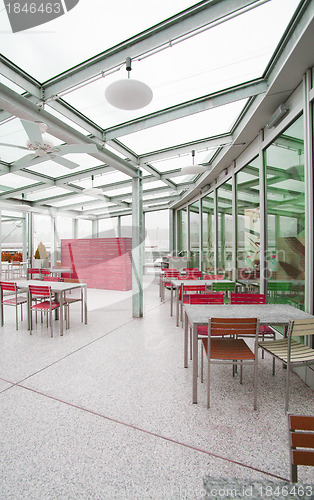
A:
<box><xmin>33</xmin><ymin>242</ymin><xmax>49</xmax><ymax>268</ymax></box>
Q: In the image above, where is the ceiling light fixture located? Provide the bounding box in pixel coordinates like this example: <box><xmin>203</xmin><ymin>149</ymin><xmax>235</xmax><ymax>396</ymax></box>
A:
<box><xmin>181</xmin><ymin>150</ymin><xmax>206</xmax><ymax>175</ymax></box>
<box><xmin>105</xmin><ymin>57</ymin><xmax>153</xmax><ymax>110</ymax></box>
<box><xmin>83</xmin><ymin>175</ymin><xmax>103</xmax><ymax>196</ymax></box>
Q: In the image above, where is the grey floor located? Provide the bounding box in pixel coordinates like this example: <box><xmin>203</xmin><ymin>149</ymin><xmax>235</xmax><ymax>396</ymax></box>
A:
<box><xmin>0</xmin><ymin>275</ymin><xmax>313</xmax><ymax>499</ymax></box>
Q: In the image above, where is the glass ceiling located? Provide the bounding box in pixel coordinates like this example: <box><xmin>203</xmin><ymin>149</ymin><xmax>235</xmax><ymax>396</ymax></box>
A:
<box><xmin>0</xmin><ymin>0</ymin><xmax>303</xmax><ymax>219</ymax></box>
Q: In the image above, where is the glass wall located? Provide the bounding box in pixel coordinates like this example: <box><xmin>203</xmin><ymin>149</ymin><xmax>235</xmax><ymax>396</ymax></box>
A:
<box><xmin>265</xmin><ymin>115</ymin><xmax>305</xmax><ymax>307</ymax></box>
<box><xmin>177</xmin><ymin>208</ymin><xmax>187</xmax><ymax>257</ymax></box>
<box><xmin>201</xmin><ymin>192</ymin><xmax>215</xmax><ymax>272</ymax></box>
<box><xmin>236</xmin><ymin>158</ymin><xmax>260</xmax><ymax>284</ymax></box>
<box><xmin>144</xmin><ymin>210</ymin><xmax>169</xmax><ymax>265</ymax></box>
<box><xmin>217</xmin><ymin>178</ymin><xmax>233</xmax><ymax>276</ymax></box>
<box><xmin>189</xmin><ymin>201</ymin><xmax>199</xmax><ymax>268</ymax></box>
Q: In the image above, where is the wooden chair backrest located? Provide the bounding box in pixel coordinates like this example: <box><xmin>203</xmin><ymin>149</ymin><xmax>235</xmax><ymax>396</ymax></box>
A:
<box><xmin>288</xmin><ymin>414</ymin><xmax>314</xmax><ymax>482</ymax></box>
<box><xmin>209</xmin><ymin>317</ymin><xmax>258</xmax><ymax>337</ymax></box>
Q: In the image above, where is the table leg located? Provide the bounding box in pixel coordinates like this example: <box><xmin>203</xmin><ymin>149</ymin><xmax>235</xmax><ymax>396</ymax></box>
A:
<box><xmin>84</xmin><ymin>286</ymin><xmax>87</xmax><ymax>324</ymax></box>
<box><xmin>170</xmin><ymin>284</ymin><xmax>173</xmax><ymax>316</ymax></box>
<box><xmin>59</xmin><ymin>291</ymin><xmax>64</xmax><ymax>336</ymax></box>
<box><xmin>192</xmin><ymin>323</ymin><xmax>198</xmax><ymax>404</ymax></box>
<box><xmin>184</xmin><ymin>311</ymin><xmax>188</xmax><ymax>368</ymax></box>
<box><xmin>176</xmin><ymin>289</ymin><xmax>180</xmax><ymax>327</ymax></box>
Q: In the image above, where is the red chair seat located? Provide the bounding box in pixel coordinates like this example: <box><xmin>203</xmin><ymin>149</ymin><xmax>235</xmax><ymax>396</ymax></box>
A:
<box><xmin>3</xmin><ymin>296</ymin><xmax>27</xmax><ymax>305</ymax></box>
<box><xmin>31</xmin><ymin>301</ymin><xmax>60</xmax><ymax>311</ymax></box>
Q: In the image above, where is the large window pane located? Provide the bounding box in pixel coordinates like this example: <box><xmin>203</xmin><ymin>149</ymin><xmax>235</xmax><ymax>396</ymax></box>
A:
<box><xmin>217</xmin><ymin>179</ymin><xmax>233</xmax><ymax>275</ymax></box>
<box><xmin>201</xmin><ymin>193</ymin><xmax>215</xmax><ymax>272</ymax></box>
<box><xmin>189</xmin><ymin>201</ymin><xmax>199</xmax><ymax>268</ymax></box>
<box><xmin>236</xmin><ymin>158</ymin><xmax>260</xmax><ymax>285</ymax></box>
<box><xmin>265</xmin><ymin>115</ymin><xmax>305</xmax><ymax>308</ymax></box>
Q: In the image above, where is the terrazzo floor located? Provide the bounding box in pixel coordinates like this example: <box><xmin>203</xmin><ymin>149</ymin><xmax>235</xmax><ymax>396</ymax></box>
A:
<box><xmin>0</xmin><ymin>274</ymin><xmax>313</xmax><ymax>500</ymax></box>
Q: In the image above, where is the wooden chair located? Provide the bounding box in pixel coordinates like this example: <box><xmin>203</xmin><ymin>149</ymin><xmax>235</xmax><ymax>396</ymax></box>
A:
<box><xmin>29</xmin><ymin>284</ymin><xmax>61</xmax><ymax>337</ymax></box>
<box><xmin>287</xmin><ymin>414</ymin><xmax>314</xmax><ymax>482</ymax></box>
<box><xmin>203</xmin><ymin>317</ymin><xmax>259</xmax><ymax>409</ymax></box>
<box><xmin>258</xmin><ymin>318</ymin><xmax>314</xmax><ymax>412</ymax></box>
<box><xmin>0</xmin><ymin>281</ymin><xmax>27</xmax><ymax>330</ymax></box>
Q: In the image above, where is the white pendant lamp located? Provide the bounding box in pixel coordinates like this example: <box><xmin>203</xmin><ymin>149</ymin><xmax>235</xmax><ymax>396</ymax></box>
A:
<box><xmin>105</xmin><ymin>57</ymin><xmax>153</xmax><ymax>110</ymax></box>
<box><xmin>83</xmin><ymin>175</ymin><xmax>103</xmax><ymax>196</ymax></box>
<box><xmin>181</xmin><ymin>150</ymin><xmax>206</xmax><ymax>175</ymax></box>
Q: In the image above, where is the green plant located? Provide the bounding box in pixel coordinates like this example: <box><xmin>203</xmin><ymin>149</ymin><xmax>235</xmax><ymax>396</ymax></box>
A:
<box><xmin>12</xmin><ymin>252</ymin><xmax>23</xmax><ymax>262</ymax></box>
<box><xmin>1</xmin><ymin>251</ymin><xmax>12</xmax><ymax>262</ymax></box>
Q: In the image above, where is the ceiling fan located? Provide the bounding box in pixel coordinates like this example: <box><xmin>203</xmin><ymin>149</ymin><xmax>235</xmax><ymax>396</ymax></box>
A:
<box><xmin>0</xmin><ymin>119</ymin><xmax>98</xmax><ymax>169</ymax></box>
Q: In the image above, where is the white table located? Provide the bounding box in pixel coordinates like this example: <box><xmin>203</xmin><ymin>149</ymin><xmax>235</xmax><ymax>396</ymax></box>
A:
<box><xmin>170</xmin><ymin>279</ymin><xmax>234</xmax><ymax>327</ymax></box>
<box><xmin>184</xmin><ymin>303</ymin><xmax>314</xmax><ymax>404</ymax></box>
<box><xmin>49</xmin><ymin>267</ymin><xmax>71</xmax><ymax>278</ymax></box>
<box><xmin>16</xmin><ymin>279</ymin><xmax>87</xmax><ymax>336</ymax></box>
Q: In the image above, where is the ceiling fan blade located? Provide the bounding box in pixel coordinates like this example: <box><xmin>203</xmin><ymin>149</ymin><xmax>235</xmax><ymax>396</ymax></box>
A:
<box><xmin>0</xmin><ymin>142</ymin><xmax>29</xmax><ymax>150</ymax></box>
<box><xmin>58</xmin><ymin>144</ymin><xmax>98</xmax><ymax>155</ymax></box>
<box><xmin>21</xmin><ymin>119</ymin><xmax>44</xmax><ymax>146</ymax></box>
<box><xmin>51</xmin><ymin>155</ymin><xmax>79</xmax><ymax>169</ymax></box>
<box><xmin>11</xmin><ymin>153</ymin><xmax>36</xmax><ymax>168</ymax></box>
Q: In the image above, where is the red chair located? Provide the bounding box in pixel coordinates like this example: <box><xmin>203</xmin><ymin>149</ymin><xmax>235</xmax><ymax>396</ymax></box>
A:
<box><xmin>161</xmin><ymin>270</ymin><xmax>180</xmax><ymax>301</ymax></box>
<box><xmin>40</xmin><ymin>269</ymin><xmax>51</xmax><ymax>278</ymax></box>
<box><xmin>179</xmin><ymin>283</ymin><xmax>206</xmax><ymax>326</ymax></box>
<box><xmin>230</xmin><ymin>293</ymin><xmax>276</xmax><ymax>352</ymax></box>
<box><xmin>0</xmin><ymin>281</ymin><xmax>27</xmax><ymax>330</ymax></box>
<box><xmin>185</xmin><ymin>270</ymin><xmax>203</xmax><ymax>279</ymax></box>
<box><xmin>27</xmin><ymin>268</ymin><xmax>41</xmax><ymax>280</ymax></box>
<box><xmin>29</xmin><ymin>285</ymin><xmax>61</xmax><ymax>337</ymax></box>
<box><xmin>188</xmin><ymin>293</ymin><xmax>225</xmax><ymax>361</ymax></box>
<box><xmin>43</xmin><ymin>276</ymin><xmax>59</xmax><ymax>282</ymax></box>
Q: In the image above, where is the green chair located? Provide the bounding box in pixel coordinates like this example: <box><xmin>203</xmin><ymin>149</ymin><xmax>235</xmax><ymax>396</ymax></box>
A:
<box><xmin>212</xmin><ymin>282</ymin><xmax>236</xmax><ymax>303</ymax></box>
<box><xmin>267</xmin><ymin>281</ymin><xmax>292</xmax><ymax>304</ymax></box>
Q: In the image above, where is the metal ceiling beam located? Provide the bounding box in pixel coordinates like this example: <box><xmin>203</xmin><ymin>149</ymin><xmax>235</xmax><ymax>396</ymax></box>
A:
<box><xmin>0</xmin><ymin>83</ymin><xmax>139</xmax><ymax>178</ymax></box>
<box><xmin>0</xmin><ymin>55</ymin><xmax>42</xmax><ymax>98</ymax></box>
<box><xmin>42</xmin><ymin>0</ymin><xmax>270</xmax><ymax>99</ymax></box>
<box><xmin>104</xmin><ymin>79</ymin><xmax>267</xmax><ymax>140</ymax></box>
<box><xmin>139</xmin><ymin>134</ymin><xmax>233</xmax><ymax>164</ymax></box>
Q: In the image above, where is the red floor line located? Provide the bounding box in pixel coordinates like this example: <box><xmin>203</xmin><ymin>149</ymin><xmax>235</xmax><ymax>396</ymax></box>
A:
<box><xmin>1</xmin><ymin>377</ymin><xmax>289</xmax><ymax>483</ymax></box>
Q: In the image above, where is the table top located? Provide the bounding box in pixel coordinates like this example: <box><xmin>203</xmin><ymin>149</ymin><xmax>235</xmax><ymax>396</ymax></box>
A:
<box><xmin>49</xmin><ymin>268</ymin><xmax>71</xmax><ymax>273</ymax></box>
<box><xmin>184</xmin><ymin>303</ymin><xmax>314</xmax><ymax>326</ymax></box>
<box><xmin>171</xmin><ymin>278</ymin><xmax>233</xmax><ymax>287</ymax></box>
<box><xmin>16</xmin><ymin>280</ymin><xmax>86</xmax><ymax>291</ymax></box>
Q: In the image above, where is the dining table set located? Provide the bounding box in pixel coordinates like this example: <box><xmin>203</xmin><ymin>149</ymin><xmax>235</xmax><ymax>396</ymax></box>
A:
<box><xmin>0</xmin><ymin>277</ymin><xmax>87</xmax><ymax>337</ymax></box>
<box><xmin>160</xmin><ymin>267</ymin><xmax>314</xmax><ymax>411</ymax></box>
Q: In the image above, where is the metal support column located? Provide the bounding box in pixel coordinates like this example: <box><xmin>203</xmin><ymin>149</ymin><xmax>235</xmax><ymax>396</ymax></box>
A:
<box><xmin>92</xmin><ymin>220</ymin><xmax>99</xmax><ymax>238</ymax></box>
<box><xmin>132</xmin><ymin>173</ymin><xmax>144</xmax><ymax>318</ymax></box>
<box><xmin>72</xmin><ymin>219</ymin><xmax>78</xmax><ymax>239</ymax></box>
<box><xmin>22</xmin><ymin>214</ymin><xmax>27</xmax><ymax>265</ymax></box>
<box><xmin>51</xmin><ymin>216</ymin><xmax>57</xmax><ymax>267</ymax></box>
<box><xmin>259</xmin><ymin>130</ymin><xmax>266</xmax><ymax>295</ymax></box>
<box><xmin>232</xmin><ymin>164</ymin><xmax>237</xmax><ymax>282</ymax></box>
<box><xmin>169</xmin><ymin>209</ymin><xmax>174</xmax><ymax>257</ymax></box>
<box><xmin>304</xmin><ymin>70</ymin><xmax>313</xmax><ymax>314</ymax></box>
<box><xmin>28</xmin><ymin>212</ymin><xmax>34</xmax><ymax>268</ymax></box>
